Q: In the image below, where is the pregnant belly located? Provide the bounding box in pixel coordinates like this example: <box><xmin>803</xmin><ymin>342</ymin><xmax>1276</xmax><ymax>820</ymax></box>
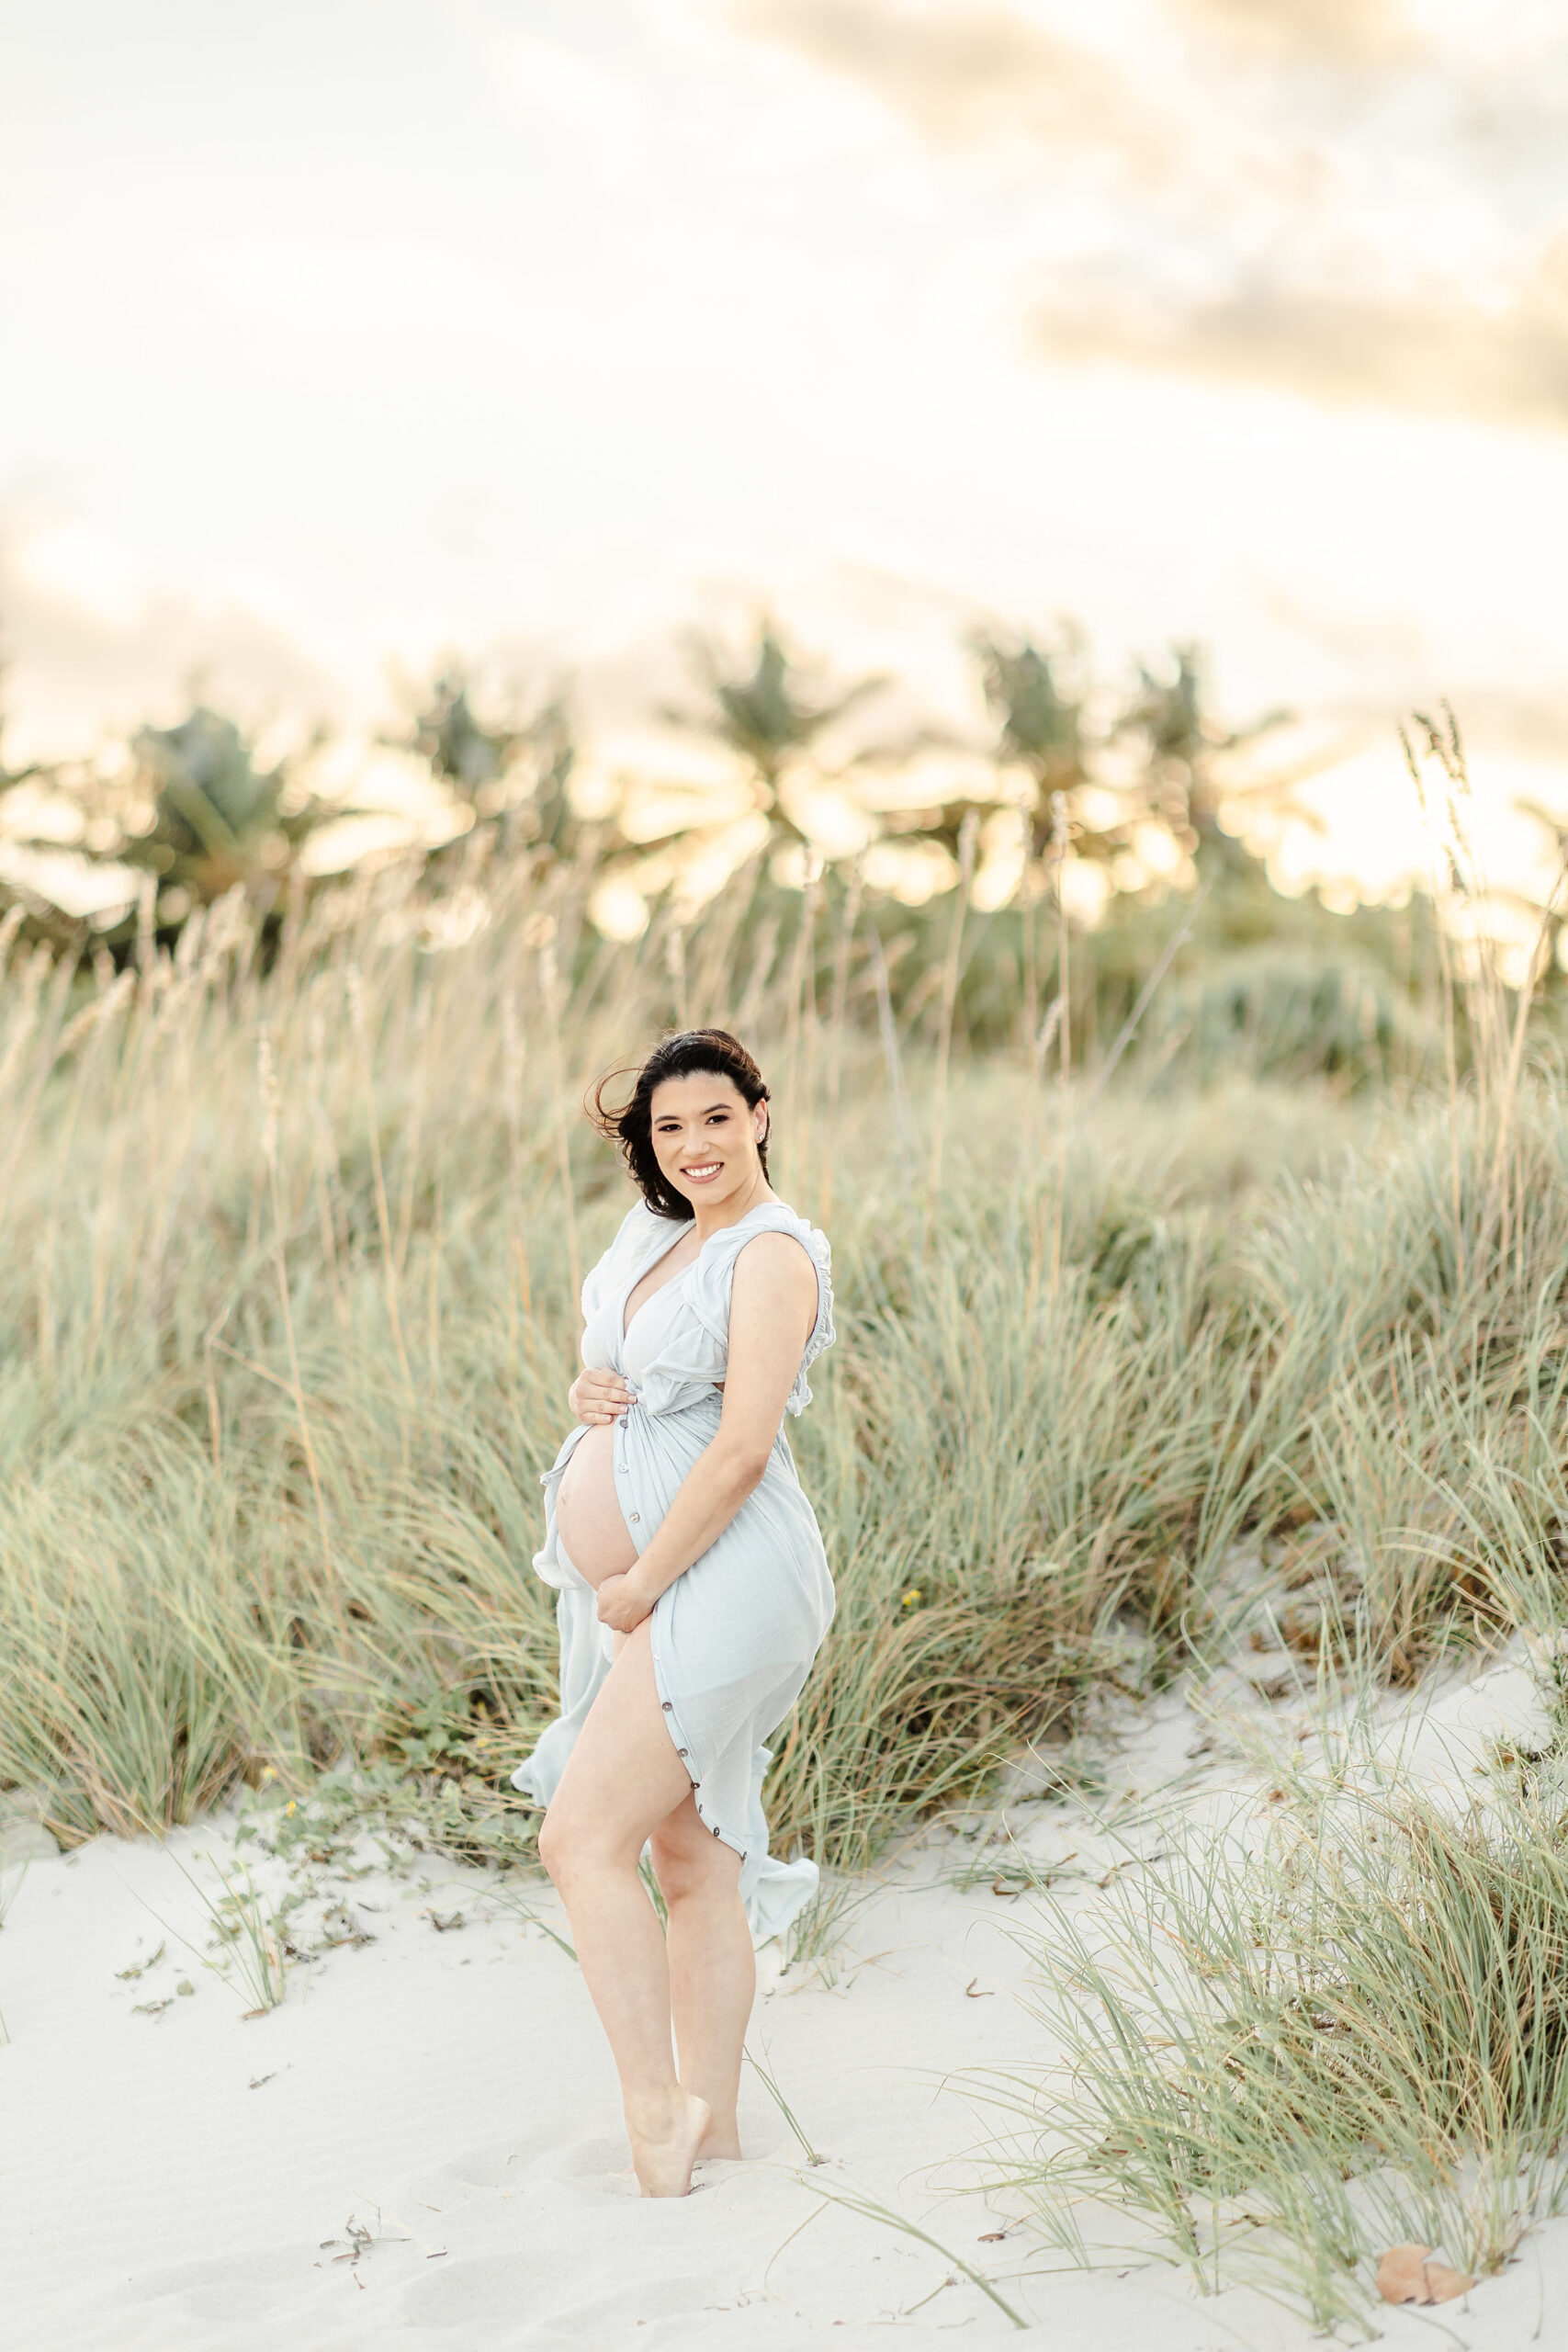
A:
<box><xmin>556</xmin><ymin>1423</ymin><xmax>638</xmax><ymax>1586</ymax></box>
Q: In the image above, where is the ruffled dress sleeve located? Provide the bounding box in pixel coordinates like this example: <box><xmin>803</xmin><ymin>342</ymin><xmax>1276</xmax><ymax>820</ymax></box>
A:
<box><xmin>685</xmin><ymin>1204</ymin><xmax>835</xmax><ymax>1414</ymax></box>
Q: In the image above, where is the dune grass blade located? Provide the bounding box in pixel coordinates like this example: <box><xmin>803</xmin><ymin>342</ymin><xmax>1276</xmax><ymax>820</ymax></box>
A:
<box><xmin>800</xmin><ymin>2175</ymin><xmax>1030</xmax><ymax>2329</ymax></box>
<box><xmin>484</xmin><ymin>1885</ymin><xmax>578</xmax><ymax>1962</ymax></box>
<box><xmin>745</xmin><ymin>2044</ymin><xmax>824</xmax><ymax>2167</ymax></box>
<box><xmin>982</xmin><ymin>1768</ymin><xmax>1568</xmax><ymax>2327</ymax></box>
<box><xmin>781</xmin><ymin>1866</ymin><xmax>883</xmax><ymax>1982</ymax></box>
<box><xmin>0</xmin><ymin>1861</ymin><xmax>28</xmax><ymax>1930</ymax></box>
<box><xmin>149</xmin><ymin>1853</ymin><xmax>289</xmax><ymax>2013</ymax></box>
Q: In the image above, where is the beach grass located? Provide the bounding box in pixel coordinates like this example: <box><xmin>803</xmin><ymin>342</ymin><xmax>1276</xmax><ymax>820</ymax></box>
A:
<box><xmin>10</xmin><ymin>800</ymin><xmax>1568</xmax><ymax>2312</ymax></box>
<box><xmin>0</xmin><ymin>828</ymin><xmax>1565</xmax><ymax>1885</ymax></box>
<box><xmin>980</xmin><ymin>1750</ymin><xmax>1568</xmax><ymax>2329</ymax></box>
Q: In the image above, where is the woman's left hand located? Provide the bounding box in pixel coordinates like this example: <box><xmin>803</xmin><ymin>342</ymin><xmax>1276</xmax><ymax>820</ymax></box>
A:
<box><xmin>596</xmin><ymin>1574</ymin><xmax>653</xmax><ymax>1633</ymax></box>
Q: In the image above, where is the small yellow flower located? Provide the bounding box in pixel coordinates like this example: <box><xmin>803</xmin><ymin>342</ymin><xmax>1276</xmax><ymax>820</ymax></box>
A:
<box><xmin>259</xmin><ymin>1766</ymin><xmax>277</xmax><ymax>1783</ymax></box>
<box><xmin>284</xmin><ymin>1800</ymin><xmax>297</xmax><ymax>1815</ymax></box>
<box><xmin>901</xmin><ymin>1588</ymin><xmax>922</xmax><ymax>1608</ymax></box>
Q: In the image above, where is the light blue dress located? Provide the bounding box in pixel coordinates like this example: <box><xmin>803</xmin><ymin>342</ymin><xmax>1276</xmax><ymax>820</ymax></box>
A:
<box><xmin>512</xmin><ymin>1198</ymin><xmax>836</xmax><ymax>1942</ymax></box>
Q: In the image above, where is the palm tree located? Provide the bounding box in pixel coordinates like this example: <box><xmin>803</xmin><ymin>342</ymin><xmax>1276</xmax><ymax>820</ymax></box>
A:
<box><xmin>0</xmin><ymin>684</ymin><xmax>62</xmax><ymax>947</ymax></box>
<box><xmin>673</xmin><ymin>623</ymin><xmax>886</xmax><ymax>850</ymax></box>
<box><xmin>973</xmin><ymin>630</ymin><xmax>1095</xmax><ymax>860</ymax></box>
<box><xmin>966</xmin><ymin>628</ymin><xmax>1163</xmax><ymax>916</ymax></box>
<box><xmin>125</xmin><ymin>707</ymin><xmax>327</xmax><ymax>915</ymax></box>
<box><xmin>411</xmin><ymin>669</ymin><xmax>515</xmax><ymax>795</ymax></box>
<box><xmin>1508</xmin><ymin>797</ymin><xmax>1568</xmax><ymax>1001</ymax></box>
<box><xmin>408</xmin><ymin>667</ymin><xmax>579</xmax><ymax>858</ymax></box>
<box><xmin>1117</xmin><ymin>644</ymin><xmax>1292</xmax><ymax>885</ymax></box>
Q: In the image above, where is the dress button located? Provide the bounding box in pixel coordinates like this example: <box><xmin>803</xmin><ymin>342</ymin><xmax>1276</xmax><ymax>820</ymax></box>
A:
<box><xmin>677</xmin><ymin>1748</ymin><xmax>687</xmax><ymax>1758</ymax></box>
<box><xmin>629</xmin><ymin>1512</ymin><xmax>639</xmax><ymax>1523</ymax></box>
<box><xmin>712</xmin><ymin>1825</ymin><xmax>720</xmax><ymax>1838</ymax></box>
<box><xmin>661</xmin><ymin>1702</ymin><xmax>672</xmax><ymax>1712</ymax></box>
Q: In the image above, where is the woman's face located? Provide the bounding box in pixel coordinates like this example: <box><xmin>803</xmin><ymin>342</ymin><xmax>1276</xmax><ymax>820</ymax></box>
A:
<box><xmin>649</xmin><ymin>1070</ymin><xmax>767</xmax><ymax>1212</ymax></box>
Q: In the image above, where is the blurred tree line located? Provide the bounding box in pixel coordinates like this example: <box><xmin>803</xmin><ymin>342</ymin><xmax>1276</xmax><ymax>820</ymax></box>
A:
<box><xmin>0</xmin><ymin>618</ymin><xmax>1549</xmax><ymax>1090</ymax></box>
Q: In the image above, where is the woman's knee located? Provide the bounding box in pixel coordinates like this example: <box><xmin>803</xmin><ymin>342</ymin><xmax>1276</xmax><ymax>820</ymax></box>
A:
<box><xmin>536</xmin><ymin>1806</ymin><xmax>601</xmax><ymax>1890</ymax></box>
<box><xmin>537</xmin><ymin>1803</ymin><xmax>639</xmax><ymax>1891</ymax></box>
<box><xmin>536</xmin><ymin>1809</ymin><xmax>570</xmax><ymax>1888</ymax></box>
<box><xmin>650</xmin><ymin>1821</ymin><xmax>740</xmax><ymax>1909</ymax></box>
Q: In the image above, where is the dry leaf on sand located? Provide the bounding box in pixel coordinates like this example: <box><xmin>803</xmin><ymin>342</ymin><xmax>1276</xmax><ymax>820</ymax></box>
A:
<box><xmin>1375</xmin><ymin>2245</ymin><xmax>1475</xmax><ymax>2305</ymax></box>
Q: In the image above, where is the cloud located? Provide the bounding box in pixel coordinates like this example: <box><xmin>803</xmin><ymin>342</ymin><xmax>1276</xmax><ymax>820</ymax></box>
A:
<box><xmin>733</xmin><ymin>0</ymin><xmax>1568</xmax><ymax>430</ymax></box>
<box><xmin>1170</xmin><ymin>0</ymin><xmax>1418</xmax><ymax>67</ymax></box>
<box><xmin>1034</xmin><ymin>241</ymin><xmax>1568</xmax><ymax>427</ymax></box>
<box><xmin>732</xmin><ymin>0</ymin><xmax>1172</xmax><ymax>175</ymax></box>
<box><xmin>493</xmin><ymin>33</ymin><xmax>653</xmax><ymax>186</ymax></box>
<box><xmin>0</xmin><ymin>505</ymin><xmax>341</xmax><ymax>765</ymax></box>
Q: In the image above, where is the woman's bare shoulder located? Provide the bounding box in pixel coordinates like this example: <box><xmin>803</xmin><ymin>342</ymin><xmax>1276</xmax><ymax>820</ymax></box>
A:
<box><xmin>730</xmin><ymin>1227</ymin><xmax>820</xmax><ymax>1301</ymax></box>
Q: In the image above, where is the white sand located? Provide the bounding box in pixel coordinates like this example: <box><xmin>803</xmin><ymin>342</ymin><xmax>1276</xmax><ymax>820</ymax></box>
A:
<box><xmin>5</xmin><ymin>1662</ymin><xmax>1568</xmax><ymax>2349</ymax></box>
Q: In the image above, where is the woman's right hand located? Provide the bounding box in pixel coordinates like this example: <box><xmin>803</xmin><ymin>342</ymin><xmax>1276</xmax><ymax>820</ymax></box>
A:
<box><xmin>569</xmin><ymin>1368</ymin><xmax>636</xmax><ymax>1426</ymax></box>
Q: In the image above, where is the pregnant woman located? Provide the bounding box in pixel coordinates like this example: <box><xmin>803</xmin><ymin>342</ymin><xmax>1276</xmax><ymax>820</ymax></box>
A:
<box><xmin>512</xmin><ymin>1027</ymin><xmax>836</xmax><ymax>2198</ymax></box>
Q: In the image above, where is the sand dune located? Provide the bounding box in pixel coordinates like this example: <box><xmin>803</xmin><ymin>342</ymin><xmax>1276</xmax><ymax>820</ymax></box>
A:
<box><xmin>5</xmin><ymin>1664</ymin><xmax>1567</xmax><ymax>2348</ymax></box>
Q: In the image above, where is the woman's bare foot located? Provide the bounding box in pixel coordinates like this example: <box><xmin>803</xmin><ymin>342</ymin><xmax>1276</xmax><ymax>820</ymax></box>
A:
<box><xmin>627</xmin><ymin>2091</ymin><xmax>711</xmax><ymax>2197</ymax></box>
<box><xmin>695</xmin><ymin>2116</ymin><xmax>742</xmax><ymax>2161</ymax></box>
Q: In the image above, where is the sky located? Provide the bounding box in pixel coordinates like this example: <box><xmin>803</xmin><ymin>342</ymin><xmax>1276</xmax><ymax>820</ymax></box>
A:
<box><xmin>3</xmin><ymin>0</ymin><xmax>1568</xmax><ymax>900</ymax></box>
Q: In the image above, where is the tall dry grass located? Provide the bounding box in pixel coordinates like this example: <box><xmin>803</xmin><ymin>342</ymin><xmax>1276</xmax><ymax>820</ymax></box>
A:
<box><xmin>1</xmin><ymin>753</ymin><xmax>1566</xmax><ymax>1869</ymax></box>
<box><xmin>960</xmin><ymin>722</ymin><xmax>1568</xmax><ymax>2324</ymax></box>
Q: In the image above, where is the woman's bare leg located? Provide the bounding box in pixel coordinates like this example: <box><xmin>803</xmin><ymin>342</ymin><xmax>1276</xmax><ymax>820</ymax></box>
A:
<box><xmin>650</xmin><ymin>1801</ymin><xmax>754</xmax><ymax>2159</ymax></box>
<box><xmin>536</xmin><ymin>1623</ymin><xmax>709</xmax><ymax>2196</ymax></box>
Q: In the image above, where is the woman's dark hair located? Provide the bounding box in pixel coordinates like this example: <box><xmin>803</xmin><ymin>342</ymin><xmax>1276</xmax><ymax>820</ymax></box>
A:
<box><xmin>589</xmin><ymin>1029</ymin><xmax>771</xmax><ymax>1221</ymax></box>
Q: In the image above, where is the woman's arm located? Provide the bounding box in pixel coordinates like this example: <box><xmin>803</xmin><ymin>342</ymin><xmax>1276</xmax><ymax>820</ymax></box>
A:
<box><xmin>595</xmin><ymin>1231</ymin><xmax>818</xmax><ymax>1633</ymax></box>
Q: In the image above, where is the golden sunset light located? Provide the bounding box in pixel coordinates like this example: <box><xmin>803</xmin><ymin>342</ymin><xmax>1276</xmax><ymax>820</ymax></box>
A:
<box><xmin>16</xmin><ymin>12</ymin><xmax>1568</xmax><ymax>2335</ymax></box>
<box><xmin>4</xmin><ymin>0</ymin><xmax>1566</xmax><ymax>908</ymax></box>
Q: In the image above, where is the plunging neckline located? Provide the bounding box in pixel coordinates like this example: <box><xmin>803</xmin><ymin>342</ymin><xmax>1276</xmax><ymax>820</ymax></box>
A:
<box><xmin>621</xmin><ymin>1232</ymin><xmax>695</xmax><ymax>1344</ymax></box>
<box><xmin>618</xmin><ymin>1197</ymin><xmax>792</xmax><ymax>1347</ymax></box>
